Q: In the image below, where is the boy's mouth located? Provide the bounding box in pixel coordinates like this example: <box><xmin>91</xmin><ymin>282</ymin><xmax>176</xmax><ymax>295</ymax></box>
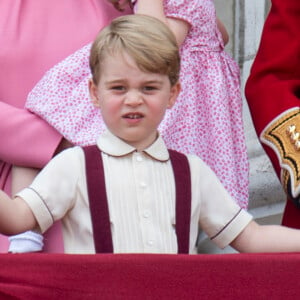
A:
<box><xmin>123</xmin><ymin>113</ymin><xmax>144</xmax><ymax>119</ymax></box>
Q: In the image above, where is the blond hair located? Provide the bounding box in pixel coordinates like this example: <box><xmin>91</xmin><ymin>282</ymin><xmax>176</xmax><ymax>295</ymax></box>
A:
<box><xmin>89</xmin><ymin>14</ymin><xmax>180</xmax><ymax>86</ymax></box>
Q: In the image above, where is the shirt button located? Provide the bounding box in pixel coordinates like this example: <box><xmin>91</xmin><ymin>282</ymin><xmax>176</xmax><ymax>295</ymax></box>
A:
<box><xmin>147</xmin><ymin>240</ymin><xmax>154</xmax><ymax>246</ymax></box>
<box><xmin>140</xmin><ymin>182</ymin><xmax>147</xmax><ymax>188</ymax></box>
<box><xmin>143</xmin><ymin>211</ymin><xmax>151</xmax><ymax>218</ymax></box>
<box><xmin>136</xmin><ymin>155</ymin><xmax>143</xmax><ymax>162</ymax></box>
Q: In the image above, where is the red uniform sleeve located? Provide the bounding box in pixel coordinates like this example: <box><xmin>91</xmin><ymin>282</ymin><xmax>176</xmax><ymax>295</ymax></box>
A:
<box><xmin>245</xmin><ymin>0</ymin><xmax>300</xmax><ymax>136</ymax></box>
<box><xmin>245</xmin><ymin>0</ymin><xmax>300</xmax><ymax>220</ymax></box>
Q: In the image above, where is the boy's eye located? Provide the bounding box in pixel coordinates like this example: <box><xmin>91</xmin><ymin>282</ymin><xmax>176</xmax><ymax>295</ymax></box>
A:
<box><xmin>143</xmin><ymin>86</ymin><xmax>157</xmax><ymax>91</ymax></box>
<box><xmin>111</xmin><ymin>85</ymin><xmax>125</xmax><ymax>91</ymax></box>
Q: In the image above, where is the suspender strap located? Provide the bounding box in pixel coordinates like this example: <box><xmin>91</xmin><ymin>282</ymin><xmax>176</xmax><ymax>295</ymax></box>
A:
<box><xmin>83</xmin><ymin>145</ymin><xmax>113</xmax><ymax>253</ymax></box>
<box><xmin>83</xmin><ymin>146</ymin><xmax>191</xmax><ymax>254</ymax></box>
<box><xmin>169</xmin><ymin>149</ymin><xmax>191</xmax><ymax>254</ymax></box>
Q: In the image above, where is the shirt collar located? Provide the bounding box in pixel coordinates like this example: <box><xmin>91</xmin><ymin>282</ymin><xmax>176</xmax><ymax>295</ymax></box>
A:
<box><xmin>96</xmin><ymin>130</ymin><xmax>170</xmax><ymax>162</ymax></box>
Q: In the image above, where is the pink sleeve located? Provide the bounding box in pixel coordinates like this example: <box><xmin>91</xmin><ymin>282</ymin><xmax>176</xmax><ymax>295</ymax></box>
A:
<box><xmin>0</xmin><ymin>101</ymin><xmax>62</xmax><ymax>168</ymax></box>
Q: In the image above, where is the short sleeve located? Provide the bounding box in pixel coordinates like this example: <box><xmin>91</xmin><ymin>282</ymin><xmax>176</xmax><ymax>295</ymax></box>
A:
<box><xmin>163</xmin><ymin>0</ymin><xmax>201</xmax><ymax>27</ymax></box>
<box><xmin>188</xmin><ymin>155</ymin><xmax>252</xmax><ymax>249</ymax></box>
<box><xmin>16</xmin><ymin>147</ymin><xmax>84</xmax><ymax>233</ymax></box>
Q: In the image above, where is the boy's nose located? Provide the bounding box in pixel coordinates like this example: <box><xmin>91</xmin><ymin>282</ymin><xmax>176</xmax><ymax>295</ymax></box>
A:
<box><xmin>124</xmin><ymin>91</ymin><xmax>143</xmax><ymax>106</ymax></box>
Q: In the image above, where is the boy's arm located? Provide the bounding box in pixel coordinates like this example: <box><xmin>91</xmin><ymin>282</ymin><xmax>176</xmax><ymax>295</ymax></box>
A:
<box><xmin>0</xmin><ymin>191</ymin><xmax>37</xmax><ymax>235</ymax></box>
<box><xmin>134</xmin><ymin>0</ymin><xmax>189</xmax><ymax>46</ymax></box>
<box><xmin>8</xmin><ymin>140</ymin><xmax>72</xmax><ymax>253</ymax></box>
<box><xmin>231</xmin><ymin>220</ymin><xmax>300</xmax><ymax>252</ymax></box>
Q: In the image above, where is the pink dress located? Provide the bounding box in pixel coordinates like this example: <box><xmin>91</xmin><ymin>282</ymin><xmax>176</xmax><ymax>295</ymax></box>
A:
<box><xmin>0</xmin><ymin>0</ymin><xmax>127</xmax><ymax>252</ymax></box>
<box><xmin>26</xmin><ymin>0</ymin><xmax>249</xmax><ymax>209</ymax></box>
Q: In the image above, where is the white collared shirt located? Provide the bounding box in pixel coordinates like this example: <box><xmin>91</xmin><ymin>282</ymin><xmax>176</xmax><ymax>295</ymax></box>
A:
<box><xmin>18</xmin><ymin>130</ymin><xmax>252</xmax><ymax>254</ymax></box>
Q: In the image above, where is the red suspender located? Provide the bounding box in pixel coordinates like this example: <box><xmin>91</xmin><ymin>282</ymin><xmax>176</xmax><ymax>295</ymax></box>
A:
<box><xmin>168</xmin><ymin>149</ymin><xmax>191</xmax><ymax>254</ymax></box>
<box><xmin>83</xmin><ymin>146</ymin><xmax>191</xmax><ymax>254</ymax></box>
<box><xmin>84</xmin><ymin>145</ymin><xmax>113</xmax><ymax>253</ymax></box>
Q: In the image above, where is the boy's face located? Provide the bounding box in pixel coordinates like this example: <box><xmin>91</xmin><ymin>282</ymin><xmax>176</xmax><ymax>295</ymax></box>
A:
<box><xmin>89</xmin><ymin>52</ymin><xmax>180</xmax><ymax>150</ymax></box>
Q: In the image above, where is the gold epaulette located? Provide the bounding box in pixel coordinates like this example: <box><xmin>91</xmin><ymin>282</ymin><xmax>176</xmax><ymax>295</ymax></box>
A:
<box><xmin>260</xmin><ymin>107</ymin><xmax>300</xmax><ymax>199</ymax></box>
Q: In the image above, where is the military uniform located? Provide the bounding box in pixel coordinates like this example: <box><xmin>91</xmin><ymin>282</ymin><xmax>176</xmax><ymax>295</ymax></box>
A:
<box><xmin>245</xmin><ymin>0</ymin><xmax>300</xmax><ymax>227</ymax></box>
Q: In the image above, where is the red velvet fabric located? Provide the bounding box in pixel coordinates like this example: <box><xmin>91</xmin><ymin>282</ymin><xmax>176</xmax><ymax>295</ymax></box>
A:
<box><xmin>0</xmin><ymin>253</ymin><xmax>299</xmax><ymax>299</ymax></box>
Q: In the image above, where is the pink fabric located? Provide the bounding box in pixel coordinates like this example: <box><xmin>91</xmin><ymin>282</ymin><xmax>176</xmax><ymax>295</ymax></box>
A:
<box><xmin>0</xmin><ymin>0</ymin><xmax>127</xmax><ymax>252</ymax></box>
<box><xmin>26</xmin><ymin>0</ymin><xmax>249</xmax><ymax>209</ymax></box>
<box><xmin>162</xmin><ymin>0</ymin><xmax>249</xmax><ymax>208</ymax></box>
<box><xmin>0</xmin><ymin>253</ymin><xmax>299</xmax><ymax>299</ymax></box>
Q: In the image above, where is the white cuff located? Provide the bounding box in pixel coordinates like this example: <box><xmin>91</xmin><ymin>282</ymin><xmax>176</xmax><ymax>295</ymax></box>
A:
<box><xmin>8</xmin><ymin>231</ymin><xmax>44</xmax><ymax>253</ymax></box>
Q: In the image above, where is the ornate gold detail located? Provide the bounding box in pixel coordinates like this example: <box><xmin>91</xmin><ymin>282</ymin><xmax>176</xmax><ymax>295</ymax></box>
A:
<box><xmin>260</xmin><ymin>107</ymin><xmax>300</xmax><ymax>198</ymax></box>
<box><xmin>281</xmin><ymin>169</ymin><xmax>290</xmax><ymax>195</ymax></box>
<box><xmin>286</xmin><ymin>124</ymin><xmax>300</xmax><ymax>150</ymax></box>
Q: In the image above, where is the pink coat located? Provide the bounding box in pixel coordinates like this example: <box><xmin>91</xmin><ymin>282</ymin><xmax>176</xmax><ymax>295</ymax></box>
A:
<box><xmin>0</xmin><ymin>0</ymin><xmax>128</xmax><ymax>252</ymax></box>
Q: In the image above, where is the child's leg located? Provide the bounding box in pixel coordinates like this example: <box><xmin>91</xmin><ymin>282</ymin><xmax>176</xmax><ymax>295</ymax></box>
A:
<box><xmin>9</xmin><ymin>166</ymin><xmax>44</xmax><ymax>253</ymax></box>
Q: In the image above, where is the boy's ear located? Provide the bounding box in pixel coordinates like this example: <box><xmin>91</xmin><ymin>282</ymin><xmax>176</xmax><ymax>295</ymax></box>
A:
<box><xmin>167</xmin><ymin>81</ymin><xmax>181</xmax><ymax>109</ymax></box>
<box><xmin>88</xmin><ymin>78</ymin><xmax>100</xmax><ymax>108</ymax></box>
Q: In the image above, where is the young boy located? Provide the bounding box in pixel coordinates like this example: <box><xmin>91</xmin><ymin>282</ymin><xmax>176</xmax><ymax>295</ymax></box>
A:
<box><xmin>1</xmin><ymin>14</ymin><xmax>300</xmax><ymax>254</ymax></box>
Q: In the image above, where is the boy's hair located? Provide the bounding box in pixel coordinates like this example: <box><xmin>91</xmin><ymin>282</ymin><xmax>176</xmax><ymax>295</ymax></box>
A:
<box><xmin>89</xmin><ymin>14</ymin><xmax>180</xmax><ymax>86</ymax></box>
